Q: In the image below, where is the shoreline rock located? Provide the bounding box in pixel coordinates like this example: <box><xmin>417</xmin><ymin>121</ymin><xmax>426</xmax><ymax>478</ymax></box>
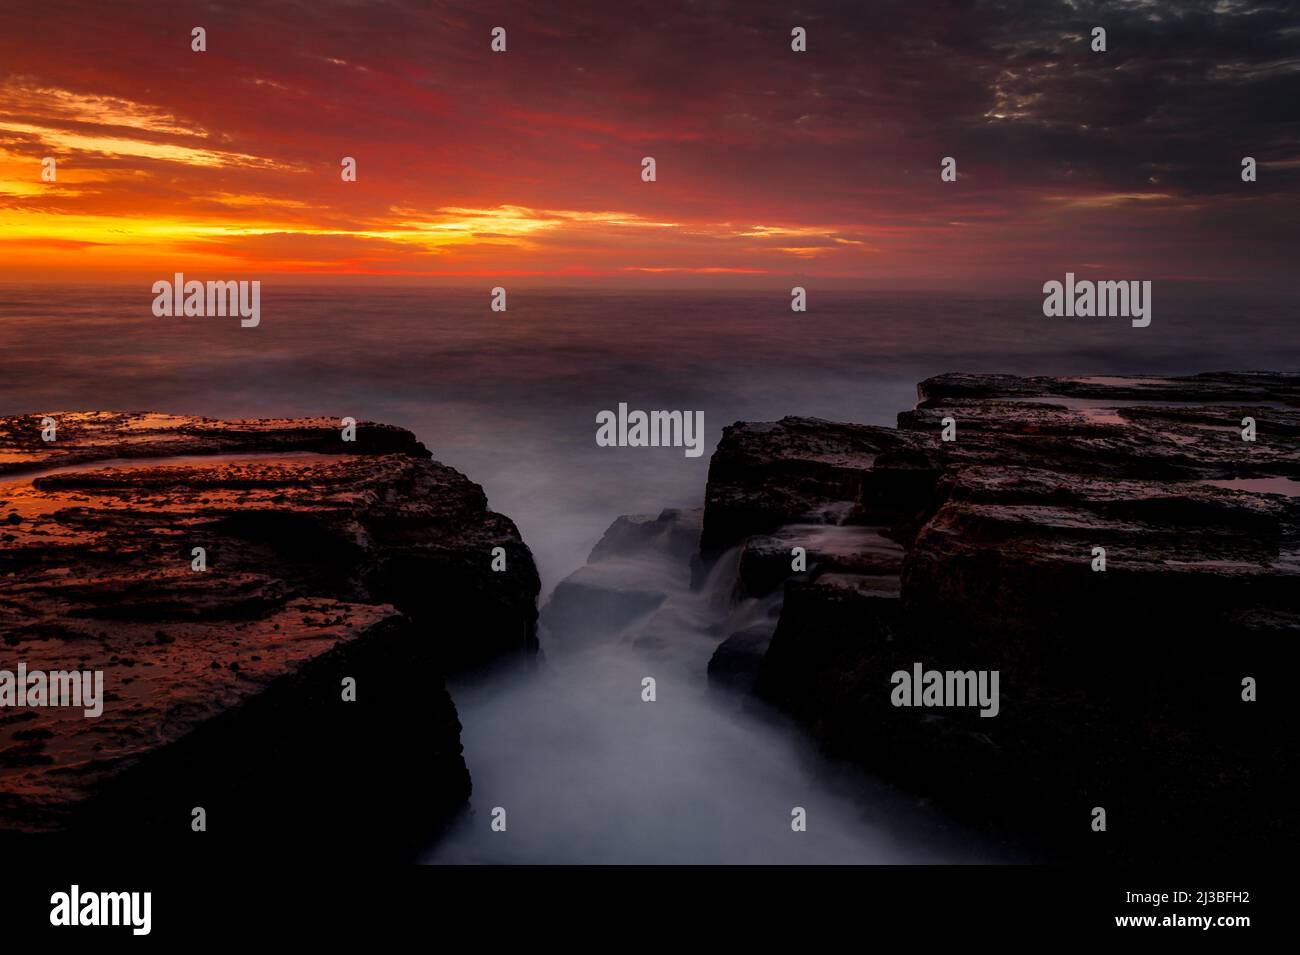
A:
<box><xmin>0</xmin><ymin>412</ymin><xmax>540</xmax><ymax>855</ymax></box>
<box><xmin>702</xmin><ymin>372</ymin><xmax>1299</xmax><ymax>863</ymax></box>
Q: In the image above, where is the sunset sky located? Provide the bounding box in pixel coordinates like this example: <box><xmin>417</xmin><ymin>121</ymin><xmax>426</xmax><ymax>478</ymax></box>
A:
<box><xmin>0</xmin><ymin>0</ymin><xmax>1296</xmax><ymax>286</ymax></box>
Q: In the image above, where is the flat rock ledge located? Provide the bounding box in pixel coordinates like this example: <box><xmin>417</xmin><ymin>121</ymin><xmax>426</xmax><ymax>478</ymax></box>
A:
<box><xmin>0</xmin><ymin>412</ymin><xmax>540</xmax><ymax>856</ymax></box>
<box><xmin>703</xmin><ymin>372</ymin><xmax>1298</xmax><ymax>863</ymax></box>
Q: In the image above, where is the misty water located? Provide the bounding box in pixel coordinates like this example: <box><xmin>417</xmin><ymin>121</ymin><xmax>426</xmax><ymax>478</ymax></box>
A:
<box><xmin>426</xmin><ymin>537</ymin><xmax>1011</xmax><ymax>863</ymax></box>
<box><xmin>2</xmin><ymin>284</ymin><xmax>1294</xmax><ymax>862</ymax></box>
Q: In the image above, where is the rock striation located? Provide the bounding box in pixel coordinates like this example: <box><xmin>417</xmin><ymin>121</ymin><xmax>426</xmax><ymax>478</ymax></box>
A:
<box><xmin>0</xmin><ymin>412</ymin><xmax>539</xmax><ymax>856</ymax></box>
<box><xmin>704</xmin><ymin>373</ymin><xmax>1298</xmax><ymax>862</ymax></box>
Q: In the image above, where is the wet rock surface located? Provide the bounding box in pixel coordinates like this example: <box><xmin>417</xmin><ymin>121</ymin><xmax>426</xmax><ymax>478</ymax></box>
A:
<box><xmin>0</xmin><ymin>412</ymin><xmax>539</xmax><ymax>855</ymax></box>
<box><xmin>706</xmin><ymin>625</ymin><xmax>773</xmax><ymax>693</ymax></box>
<box><xmin>703</xmin><ymin>373</ymin><xmax>1299</xmax><ymax>862</ymax></box>
<box><xmin>544</xmin><ymin>509</ymin><xmax>700</xmax><ymax>645</ymax></box>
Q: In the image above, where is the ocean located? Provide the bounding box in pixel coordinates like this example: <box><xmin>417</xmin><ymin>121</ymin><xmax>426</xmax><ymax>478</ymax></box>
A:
<box><xmin>3</xmin><ymin>283</ymin><xmax>1294</xmax><ymax>862</ymax></box>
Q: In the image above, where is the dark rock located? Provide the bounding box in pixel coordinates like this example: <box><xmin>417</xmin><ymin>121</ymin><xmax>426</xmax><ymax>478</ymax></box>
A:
<box><xmin>705</xmin><ymin>373</ymin><xmax>1300</xmax><ymax>863</ymax></box>
<box><xmin>699</xmin><ymin>417</ymin><xmax>915</xmax><ymax>560</ymax></box>
<box><xmin>0</xmin><ymin>412</ymin><xmax>541</xmax><ymax>856</ymax></box>
<box><xmin>589</xmin><ymin>508</ymin><xmax>701</xmax><ymax>565</ymax></box>
<box><xmin>543</xmin><ymin>561</ymin><xmax>671</xmax><ymax>640</ymax></box>
<box><xmin>707</xmin><ymin>625</ymin><xmax>775</xmax><ymax>693</ymax></box>
<box><xmin>736</xmin><ymin>525</ymin><xmax>905</xmax><ymax>599</ymax></box>
<box><xmin>543</xmin><ymin>509</ymin><xmax>700</xmax><ymax>644</ymax></box>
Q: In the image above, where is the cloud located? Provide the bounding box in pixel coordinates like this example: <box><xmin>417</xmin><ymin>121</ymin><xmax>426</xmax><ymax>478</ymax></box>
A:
<box><xmin>0</xmin><ymin>0</ymin><xmax>1294</xmax><ymax>283</ymax></box>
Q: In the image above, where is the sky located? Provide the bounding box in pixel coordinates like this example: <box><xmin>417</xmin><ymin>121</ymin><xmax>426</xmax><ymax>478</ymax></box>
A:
<box><xmin>0</xmin><ymin>0</ymin><xmax>1297</xmax><ymax>287</ymax></box>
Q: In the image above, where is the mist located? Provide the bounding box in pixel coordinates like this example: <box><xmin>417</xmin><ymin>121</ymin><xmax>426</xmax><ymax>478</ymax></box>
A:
<box><xmin>425</xmin><ymin>545</ymin><xmax>1009</xmax><ymax>864</ymax></box>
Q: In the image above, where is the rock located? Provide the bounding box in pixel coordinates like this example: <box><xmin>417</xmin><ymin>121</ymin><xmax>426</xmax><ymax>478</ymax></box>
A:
<box><xmin>588</xmin><ymin>508</ymin><xmax>702</xmax><ymax>565</ymax></box>
<box><xmin>543</xmin><ymin>560</ymin><xmax>672</xmax><ymax>641</ymax></box>
<box><xmin>736</xmin><ymin>525</ymin><xmax>904</xmax><ymax>598</ymax></box>
<box><xmin>543</xmin><ymin>510</ymin><xmax>701</xmax><ymax>644</ymax></box>
<box><xmin>700</xmin><ymin>417</ymin><xmax>915</xmax><ymax>559</ymax></box>
<box><xmin>0</xmin><ymin>412</ymin><xmax>540</xmax><ymax>855</ymax></box>
<box><xmin>707</xmin><ymin>625</ymin><xmax>775</xmax><ymax>693</ymax></box>
<box><xmin>704</xmin><ymin>373</ymin><xmax>1300</xmax><ymax>863</ymax></box>
<box><xmin>0</xmin><ymin>411</ymin><xmax>428</xmax><ymax>478</ymax></box>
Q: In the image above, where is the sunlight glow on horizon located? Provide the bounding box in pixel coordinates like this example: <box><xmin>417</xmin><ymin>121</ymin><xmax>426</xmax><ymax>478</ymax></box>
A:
<box><xmin>0</xmin><ymin>1</ymin><xmax>1293</xmax><ymax>287</ymax></box>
